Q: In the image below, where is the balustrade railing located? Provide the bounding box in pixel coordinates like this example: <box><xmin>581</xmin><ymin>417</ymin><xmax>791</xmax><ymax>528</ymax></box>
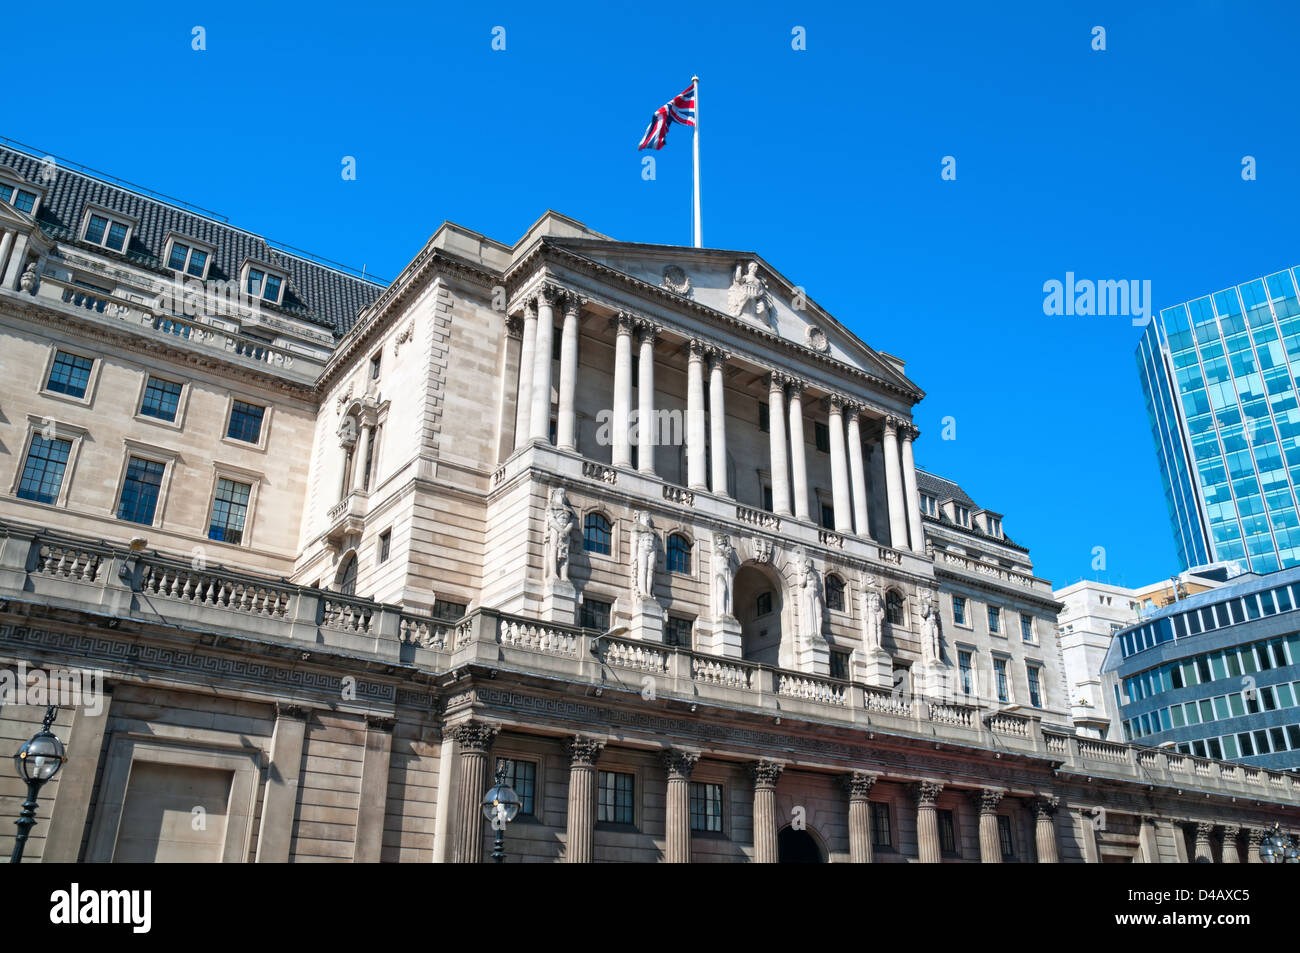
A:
<box><xmin>139</xmin><ymin>561</ymin><xmax>292</xmax><ymax>617</ymax></box>
<box><xmin>35</xmin><ymin>543</ymin><xmax>105</xmax><ymax>582</ymax></box>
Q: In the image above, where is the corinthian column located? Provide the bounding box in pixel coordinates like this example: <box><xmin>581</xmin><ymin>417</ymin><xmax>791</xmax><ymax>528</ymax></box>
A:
<box><xmin>1247</xmin><ymin>828</ymin><xmax>1264</xmax><ymax>864</ymax></box>
<box><xmin>1221</xmin><ymin>825</ymin><xmax>1240</xmax><ymax>864</ymax></box>
<box><xmin>915</xmin><ymin>780</ymin><xmax>943</xmax><ymax>863</ymax></box>
<box><xmin>1193</xmin><ymin>822</ymin><xmax>1214</xmax><ymax>863</ymax></box>
<box><xmin>637</xmin><ymin>323</ymin><xmax>657</xmax><ymax>475</ymax></box>
<box><xmin>827</xmin><ymin>396</ymin><xmax>852</xmax><ymax>533</ymax></box>
<box><xmin>845</xmin><ymin>772</ymin><xmax>876</xmax><ymax>863</ymax></box>
<box><xmin>686</xmin><ymin>342</ymin><xmax>708</xmax><ymax>491</ymax></box>
<box><xmin>452</xmin><ymin>722</ymin><xmax>497</xmax><ymax>863</ymax></box>
<box><xmin>611</xmin><ymin>313</ymin><xmax>635</xmax><ymax>468</ymax></box>
<box><xmin>565</xmin><ymin>737</ymin><xmax>604</xmax><ymax>863</ymax></box>
<box><xmin>976</xmin><ymin>788</ymin><xmax>1005</xmax><ymax>863</ymax></box>
<box><xmin>900</xmin><ymin>423</ymin><xmax>925</xmax><ymax>552</ymax></box>
<box><xmin>787</xmin><ymin>381</ymin><xmax>810</xmax><ymax>521</ymax></box>
<box><xmin>664</xmin><ymin>749</ymin><xmax>699</xmax><ymax>863</ymax></box>
<box><xmin>768</xmin><ymin>375</ymin><xmax>791</xmax><ymax>516</ymax></box>
<box><xmin>556</xmin><ymin>295</ymin><xmax>582</xmax><ymax>451</ymax></box>
<box><xmin>708</xmin><ymin>349</ymin><xmax>729</xmax><ymax>496</ymax></box>
<box><xmin>846</xmin><ymin>406</ymin><xmax>871</xmax><ymax>538</ymax></box>
<box><xmin>750</xmin><ymin>761</ymin><xmax>784</xmax><ymax>863</ymax></box>
<box><xmin>514</xmin><ymin>299</ymin><xmax>537</xmax><ymax>448</ymax></box>
<box><xmin>1031</xmin><ymin>795</ymin><xmax>1059</xmax><ymax>863</ymax></box>
<box><xmin>528</xmin><ymin>286</ymin><xmax>558</xmax><ymax>441</ymax></box>
<box><xmin>882</xmin><ymin>416</ymin><xmax>908</xmax><ymax>549</ymax></box>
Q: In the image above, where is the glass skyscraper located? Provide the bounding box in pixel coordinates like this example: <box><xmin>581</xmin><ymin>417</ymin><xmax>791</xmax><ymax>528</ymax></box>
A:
<box><xmin>1137</xmin><ymin>268</ymin><xmax>1300</xmax><ymax>574</ymax></box>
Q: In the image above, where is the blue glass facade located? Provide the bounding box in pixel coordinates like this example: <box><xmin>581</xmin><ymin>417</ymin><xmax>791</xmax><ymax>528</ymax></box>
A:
<box><xmin>1137</xmin><ymin>268</ymin><xmax>1300</xmax><ymax>573</ymax></box>
<box><xmin>1102</xmin><ymin>566</ymin><xmax>1300</xmax><ymax>770</ymax></box>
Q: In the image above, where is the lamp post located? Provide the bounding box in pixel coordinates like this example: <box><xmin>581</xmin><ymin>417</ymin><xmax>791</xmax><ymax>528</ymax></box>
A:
<box><xmin>11</xmin><ymin>706</ymin><xmax>66</xmax><ymax>863</ymax></box>
<box><xmin>1258</xmin><ymin>823</ymin><xmax>1300</xmax><ymax>864</ymax></box>
<box><xmin>481</xmin><ymin>760</ymin><xmax>521</xmax><ymax>863</ymax></box>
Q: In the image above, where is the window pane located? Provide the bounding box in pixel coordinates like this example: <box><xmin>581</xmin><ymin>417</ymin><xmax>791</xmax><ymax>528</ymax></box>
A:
<box><xmin>106</xmin><ymin>221</ymin><xmax>128</xmax><ymax>251</ymax></box>
<box><xmin>689</xmin><ymin>782</ymin><xmax>723</xmax><ymax>832</ymax></box>
<box><xmin>227</xmin><ymin>400</ymin><xmax>265</xmax><ymax>443</ymax></box>
<box><xmin>583</xmin><ymin>514</ymin><xmax>611</xmax><ymax>555</ymax></box>
<box><xmin>168</xmin><ymin>242</ymin><xmax>189</xmax><ymax>271</ymax></box>
<box><xmin>116</xmin><ymin>457</ymin><xmax>165</xmax><ymax>525</ymax></box>
<box><xmin>17</xmin><ymin>435</ymin><xmax>72</xmax><ymax>504</ymax></box>
<box><xmin>85</xmin><ymin>215</ymin><xmax>107</xmax><ymax>244</ymax></box>
<box><xmin>208</xmin><ymin>478</ymin><xmax>251</xmax><ymax>544</ymax></box>
<box><xmin>140</xmin><ymin>377</ymin><xmax>183</xmax><ymax>421</ymax></box>
<box><xmin>500</xmin><ymin>759</ymin><xmax>535</xmax><ymax>816</ymax></box>
<box><xmin>263</xmin><ymin>274</ymin><xmax>282</xmax><ymax>302</ymax></box>
<box><xmin>46</xmin><ymin>350</ymin><xmax>93</xmax><ymax>398</ymax></box>
<box><xmin>187</xmin><ymin>248</ymin><xmax>208</xmax><ymax>277</ymax></box>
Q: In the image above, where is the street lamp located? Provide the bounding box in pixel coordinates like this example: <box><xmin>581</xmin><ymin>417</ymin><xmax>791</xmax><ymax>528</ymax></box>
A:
<box><xmin>11</xmin><ymin>706</ymin><xmax>66</xmax><ymax>863</ymax></box>
<box><xmin>481</xmin><ymin>760</ymin><xmax>521</xmax><ymax>863</ymax></box>
<box><xmin>1258</xmin><ymin>823</ymin><xmax>1300</xmax><ymax>864</ymax></box>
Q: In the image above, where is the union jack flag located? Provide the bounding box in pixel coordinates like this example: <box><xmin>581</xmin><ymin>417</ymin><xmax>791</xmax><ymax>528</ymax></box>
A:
<box><xmin>637</xmin><ymin>82</ymin><xmax>696</xmax><ymax>150</ymax></box>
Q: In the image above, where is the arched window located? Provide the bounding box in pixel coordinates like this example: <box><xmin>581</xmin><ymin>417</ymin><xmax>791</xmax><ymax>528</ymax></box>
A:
<box><xmin>336</xmin><ymin>553</ymin><xmax>358</xmax><ymax>596</ymax></box>
<box><xmin>667</xmin><ymin>534</ymin><xmax>692</xmax><ymax>574</ymax></box>
<box><xmin>886</xmin><ymin>590</ymin><xmax>905</xmax><ymax>626</ymax></box>
<box><xmin>826</xmin><ymin>574</ymin><xmax>845</xmax><ymax>611</ymax></box>
<box><xmin>583</xmin><ymin>513</ymin><xmax>612</xmax><ymax>555</ymax></box>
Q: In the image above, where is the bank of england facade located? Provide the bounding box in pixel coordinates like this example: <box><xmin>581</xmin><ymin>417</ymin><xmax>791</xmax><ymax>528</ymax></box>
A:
<box><xmin>0</xmin><ymin>144</ymin><xmax>1294</xmax><ymax>863</ymax></box>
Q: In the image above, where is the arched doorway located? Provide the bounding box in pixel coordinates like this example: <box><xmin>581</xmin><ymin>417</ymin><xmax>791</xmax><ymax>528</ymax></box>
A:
<box><xmin>778</xmin><ymin>826</ymin><xmax>824</xmax><ymax>863</ymax></box>
<box><xmin>734</xmin><ymin>562</ymin><xmax>784</xmax><ymax>666</ymax></box>
<box><xmin>336</xmin><ymin>552</ymin><xmax>358</xmax><ymax>596</ymax></box>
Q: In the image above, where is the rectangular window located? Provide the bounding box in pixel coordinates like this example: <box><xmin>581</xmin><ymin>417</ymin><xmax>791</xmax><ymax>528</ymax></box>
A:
<box><xmin>431</xmin><ymin>600</ymin><xmax>467</xmax><ymax>622</ymax></box>
<box><xmin>499</xmin><ymin>759</ymin><xmax>536</xmax><ymax>816</ymax></box>
<box><xmin>758</xmin><ymin>402</ymin><xmax>769</xmax><ymax>432</ymax></box>
<box><xmin>167</xmin><ymin>241</ymin><xmax>209</xmax><ymax>278</ymax></box>
<box><xmin>116</xmin><ymin>457</ymin><xmax>166</xmax><ymax>525</ymax></box>
<box><xmin>1026</xmin><ymin>665</ymin><xmax>1042</xmax><ymax>708</ymax></box>
<box><xmin>870</xmin><ymin>802</ymin><xmax>891</xmax><ymax>847</ymax></box>
<box><xmin>245</xmin><ymin>267</ymin><xmax>284</xmax><ymax>303</ymax></box>
<box><xmin>756</xmin><ymin>591</ymin><xmax>773</xmax><ymax>616</ymax></box>
<box><xmin>958</xmin><ymin>650</ymin><xmax>973</xmax><ymax>695</ymax></box>
<box><xmin>226</xmin><ymin>400</ymin><xmax>266</xmax><ymax>444</ymax></box>
<box><xmin>17</xmin><ymin>435</ymin><xmax>72</xmax><ymax>505</ymax></box>
<box><xmin>46</xmin><ymin>350</ymin><xmax>94</xmax><ymax>398</ymax></box>
<box><xmin>997</xmin><ymin>814</ymin><xmax>1014</xmax><ymax>859</ymax></box>
<box><xmin>814</xmin><ymin>421</ymin><xmax>830</xmax><ymax>453</ymax></box>
<box><xmin>829</xmin><ymin>650</ymin><xmax>849</xmax><ymax>680</ymax></box>
<box><xmin>208</xmin><ymin>478</ymin><xmax>251</xmax><ymax>544</ymax></box>
<box><xmin>953</xmin><ymin>596</ymin><xmax>967</xmax><ymax>626</ymax></box>
<box><xmin>665</xmin><ymin>616</ymin><xmax>693</xmax><ymax>648</ymax></box>
<box><xmin>987</xmin><ymin>606</ymin><xmax>1001</xmax><ymax>634</ymax></box>
<box><xmin>84</xmin><ymin>213</ymin><xmax>129</xmax><ymax>251</ymax></box>
<box><xmin>370</xmin><ymin>352</ymin><xmax>382</xmax><ymax>380</ymax></box>
<box><xmin>937</xmin><ymin>809</ymin><xmax>956</xmax><ymax>854</ymax></box>
<box><xmin>580</xmin><ymin>598</ymin><xmax>611</xmax><ymax>631</ymax></box>
<box><xmin>688</xmin><ymin>782</ymin><xmax>723</xmax><ymax>833</ymax></box>
<box><xmin>1020</xmin><ymin>613</ymin><xmax>1034</xmax><ymax>642</ymax></box>
<box><xmin>820</xmin><ymin>503</ymin><xmax>835</xmax><ymax>529</ymax></box>
<box><xmin>956</xmin><ymin>505</ymin><xmax>970</xmax><ymax>526</ymax></box>
<box><xmin>0</xmin><ymin>183</ymin><xmax>37</xmax><ymax>213</ymax></box>
<box><xmin>140</xmin><ymin>376</ymin><xmax>183</xmax><ymax>422</ymax></box>
<box><xmin>597</xmin><ymin>771</ymin><xmax>635</xmax><ymax>825</ymax></box>
<box><xmin>378</xmin><ymin>530</ymin><xmax>391</xmax><ymax>563</ymax></box>
<box><xmin>762</xmin><ymin>485</ymin><xmax>774</xmax><ymax>512</ymax></box>
<box><xmin>994</xmin><ymin>658</ymin><xmax>1010</xmax><ymax>703</ymax></box>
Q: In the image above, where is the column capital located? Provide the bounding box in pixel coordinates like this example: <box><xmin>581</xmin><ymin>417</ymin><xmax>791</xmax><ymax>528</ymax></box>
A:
<box><xmin>1191</xmin><ymin>821</ymin><xmax>1214</xmax><ymax>840</ymax></box>
<box><xmin>706</xmin><ymin>347</ymin><xmax>730</xmax><ymax>372</ymax></box>
<box><xmin>749</xmin><ymin>760</ymin><xmax>785</xmax><ymax>789</ymax></box>
<box><xmin>663</xmin><ymin>749</ymin><xmax>700</xmax><ymax>780</ymax></box>
<box><xmin>538</xmin><ymin>282</ymin><xmax>564</xmax><ymax>306</ymax></box>
<box><xmin>1221</xmin><ymin>824</ymin><xmax>1241</xmax><ymax>838</ymax></box>
<box><xmin>505</xmin><ymin>315</ymin><xmax>524</xmax><ymax>340</ymax></box>
<box><xmin>1247</xmin><ymin>827</ymin><xmax>1265</xmax><ymax>846</ymax></box>
<box><xmin>1028</xmin><ymin>794</ymin><xmax>1059</xmax><ymax>818</ymax></box>
<box><xmin>566</xmin><ymin>736</ymin><xmax>605</xmax><ymax>767</ymax></box>
<box><xmin>883</xmin><ymin>414</ymin><xmax>902</xmax><ymax>436</ymax></box>
<box><xmin>522</xmin><ymin>295</ymin><xmax>538</xmax><ymax>318</ymax></box>
<box><xmin>899</xmin><ymin>422</ymin><xmax>920</xmax><ymax>441</ymax></box>
<box><xmin>612</xmin><ymin>311</ymin><xmax>638</xmax><ymax>334</ymax></box>
<box><xmin>824</xmin><ymin>393</ymin><xmax>850</xmax><ymax>414</ymax></box>
<box><xmin>974</xmin><ymin>788</ymin><xmax>1006</xmax><ymax>814</ymax></box>
<box><xmin>843</xmin><ymin>771</ymin><xmax>877</xmax><ymax>801</ymax></box>
<box><xmin>688</xmin><ymin>337</ymin><xmax>712</xmax><ymax>361</ymax></box>
<box><xmin>452</xmin><ymin>720</ymin><xmax>497</xmax><ymax>754</ymax></box>
<box><xmin>914</xmin><ymin>780</ymin><xmax>943</xmax><ymax>806</ymax></box>
<box><xmin>767</xmin><ymin>371</ymin><xmax>795</xmax><ymax>394</ymax></box>
<box><xmin>635</xmin><ymin>318</ymin><xmax>660</xmax><ymax>342</ymax></box>
<box><xmin>562</xmin><ymin>292</ymin><xmax>587</xmax><ymax>317</ymax></box>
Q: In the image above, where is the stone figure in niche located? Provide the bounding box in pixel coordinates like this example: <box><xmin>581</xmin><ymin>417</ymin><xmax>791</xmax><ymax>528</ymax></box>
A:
<box><xmin>862</xmin><ymin>584</ymin><xmax>885</xmax><ymax>653</ymax></box>
<box><xmin>726</xmin><ymin>261</ymin><xmax>775</xmax><ymax>327</ymax></box>
<box><xmin>712</xmin><ymin>533</ymin><xmax>739</xmax><ymax>618</ymax></box>
<box><xmin>921</xmin><ymin>592</ymin><xmax>943</xmax><ymax>664</ymax></box>
<box><xmin>543</xmin><ymin>487</ymin><xmax>576</xmax><ymax>583</ymax></box>
<box><xmin>630</xmin><ymin>510</ymin><xmax>658</xmax><ymax>599</ymax></box>
<box><xmin>795</xmin><ymin>549</ymin><xmax>826</xmax><ymax>642</ymax></box>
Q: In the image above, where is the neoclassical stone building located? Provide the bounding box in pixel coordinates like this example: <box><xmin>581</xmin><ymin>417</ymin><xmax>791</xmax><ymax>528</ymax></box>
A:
<box><xmin>0</xmin><ymin>143</ymin><xmax>1295</xmax><ymax>863</ymax></box>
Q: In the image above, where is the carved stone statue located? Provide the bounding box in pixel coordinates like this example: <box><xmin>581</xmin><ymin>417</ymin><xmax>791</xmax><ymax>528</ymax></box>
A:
<box><xmin>19</xmin><ymin>261</ymin><xmax>38</xmax><ymax>293</ymax></box>
<box><xmin>862</xmin><ymin>587</ymin><xmax>885</xmax><ymax>653</ymax></box>
<box><xmin>543</xmin><ymin>488</ymin><xmax>576</xmax><ymax>583</ymax></box>
<box><xmin>630</xmin><ymin>510</ymin><xmax>658</xmax><ymax>599</ymax></box>
<box><xmin>794</xmin><ymin>549</ymin><xmax>826</xmax><ymax>643</ymax></box>
<box><xmin>712</xmin><ymin>533</ymin><xmax>739</xmax><ymax>618</ymax></box>
<box><xmin>921</xmin><ymin>592</ymin><xmax>943</xmax><ymax>664</ymax></box>
<box><xmin>726</xmin><ymin>261</ymin><xmax>774</xmax><ymax>327</ymax></box>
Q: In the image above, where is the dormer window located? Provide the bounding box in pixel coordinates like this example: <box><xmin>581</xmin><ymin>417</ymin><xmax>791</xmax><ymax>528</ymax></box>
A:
<box><xmin>0</xmin><ymin>181</ymin><xmax>37</xmax><ymax>215</ymax></box>
<box><xmin>165</xmin><ymin>236</ymin><xmax>212</xmax><ymax>280</ymax></box>
<box><xmin>956</xmin><ymin>505</ymin><xmax>970</xmax><ymax>527</ymax></box>
<box><xmin>920</xmin><ymin>493</ymin><xmax>938</xmax><ymax>517</ymax></box>
<box><xmin>82</xmin><ymin>210</ymin><xmax>133</xmax><ymax>253</ymax></box>
<box><xmin>240</xmin><ymin>260</ymin><xmax>286</xmax><ymax>305</ymax></box>
<box><xmin>987</xmin><ymin>517</ymin><xmax>1001</xmax><ymax>537</ymax></box>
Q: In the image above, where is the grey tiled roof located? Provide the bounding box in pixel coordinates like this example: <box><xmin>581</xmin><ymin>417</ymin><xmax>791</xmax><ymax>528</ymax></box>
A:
<box><xmin>0</xmin><ymin>144</ymin><xmax>383</xmax><ymax>336</ymax></box>
<box><xmin>915</xmin><ymin>469</ymin><xmax>976</xmax><ymax>507</ymax></box>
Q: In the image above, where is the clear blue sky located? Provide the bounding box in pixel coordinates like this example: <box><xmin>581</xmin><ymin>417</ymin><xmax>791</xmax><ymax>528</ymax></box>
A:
<box><xmin>14</xmin><ymin>0</ymin><xmax>1300</xmax><ymax>589</ymax></box>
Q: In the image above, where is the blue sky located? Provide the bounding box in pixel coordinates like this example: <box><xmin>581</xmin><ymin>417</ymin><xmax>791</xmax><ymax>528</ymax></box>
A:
<box><xmin>14</xmin><ymin>0</ymin><xmax>1300</xmax><ymax>589</ymax></box>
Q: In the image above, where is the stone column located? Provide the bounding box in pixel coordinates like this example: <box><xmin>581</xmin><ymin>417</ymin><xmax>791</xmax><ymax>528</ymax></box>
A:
<box><xmin>354</xmin><ymin>716</ymin><xmax>395</xmax><ymax>863</ymax></box>
<box><xmin>1031</xmin><ymin>795</ymin><xmax>1059</xmax><ymax>863</ymax></box>
<box><xmin>787</xmin><ymin>381</ymin><xmax>810</xmax><ymax>521</ymax></box>
<box><xmin>1193</xmin><ymin>822</ymin><xmax>1214</xmax><ymax>863</ymax></box>
<box><xmin>637</xmin><ymin>323</ymin><xmax>657</xmax><ymax>475</ymax></box>
<box><xmin>528</xmin><ymin>286</ymin><xmax>557</xmax><ymax>441</ymax></box>
<box><xmin>351</xmin><ymin>424</ymin><xmax>372</xmax><ymax>492</ymax></box>
<box><xmin>1247</xmin><ymin>828</ymin><xmax>1264</xmax><ymax>864</ymax></box>
<box><xmin>452</xmin><ymin>721</ymin><xmax>497</xmax><ymax>863</ymax></box>
<box><xmin>1138</xmin><ymin>815</ymin><xmax>1161</xmax><ymax>863</ymax></box>
<box><xmin>768</xmin><ymin>374</ymin><xmax>791</xmax><ymax>516</ymax></box>
<box><xmin>976</xmin><ymin>788</ymin><xmax>1005</xmax><ymax>863</ymax></box>
<box><xmin>255</xmin><ymin>704</ymin><xmax>309</xmax><ymax>863</ymax></box>
<box><xmin>565</xmin><ymin>737</ymin><xmax>604</xmax><ymax>863</ymax></box>
<box><xmin>827</xmin><ymin>396</ymin><xmax>853</xmax><ymax>533</ymax></box>
<box><xmin>611</xmin><ymin>312</ymin><xmax>635</xmax><ymax>468</ymax></box>
<box><xmin>847</xmin><ymin>406</ymin><xmax>871</xmax><ymax>538</ymax></box>
<box><xmin>1221</xmin><ymin>825</ymin><xmax>1241</xmax><ymax>864</ymax></box>
<box><xmin>664</xmin><ymin>749</ymin><xmax>699</xmax><ymax>863</ymax></box>
<box><xmin>1079</xmin><ymin>808</ymin><xmax>1101</xmax><ymax>863</ymax></box>
<box><xmin>882</xmin><ymin>416</ymin><xmax>908</xmax><ymax>549</ymax></box>
<box><xmin>915</xmin><ymin>780</ymin><xmax>943</xmax><ymax>863</ymax></box>
<box><xmin>2</xmin><ymin>231</ymin><xmax>29</xmax><ymax>290</ymax></box>
<box><xmin>750</xmin><ymin>760</ymin><xmax>784</xmax><ymax>863</ymax></box>
<box><xmin>514</xmin><ymin>299</ymin><xmax>537</xmax><ymax>448</ymax></box>
<box><xmin>556</xmin><ymin>295</ymin><xmax>582</xmax><ymax>451</ymax></box>
<box><xmin>708</xmin><ymin>349</ymin><xmax>729</xmax><ymax>496</ymax></box>
<box><xmin>686</xmin><ymin>342</ymin><xmax>708</xmax><ymax>491</ymax></box>
<box><xmin>845</xmin><ymin>771</ymin><xmax>876</xmax><ymax>864</ymax></box>
<box><xmin>0</xmin><ymin>230</ymin><xmax>13</xmax><ymax>286</ymax></box>
<box><xmin>900</xmin><ymin>424</ymin><xmax>925</xmax><ymax>553</ymax></box>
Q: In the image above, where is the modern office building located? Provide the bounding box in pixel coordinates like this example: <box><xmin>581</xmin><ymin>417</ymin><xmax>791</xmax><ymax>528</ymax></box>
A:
<box><xmin>1102</xmin><ymin>566</ymin><xmax>1300</xmax><ymax>771</ymax></box>
<box><xmin>1137</xmin><ymin>269</ymin><xmax>1300</xmax><ymax>574</ymax></box>
<box><xmin>1</xmin><ymin>139</ymin><xmax>1296</xmax><ymax>864</ymax></box>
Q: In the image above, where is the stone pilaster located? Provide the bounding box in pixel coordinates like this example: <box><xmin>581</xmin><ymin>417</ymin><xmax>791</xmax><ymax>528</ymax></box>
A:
<box><xmin>1030</xmin><ymin>795</ymin><xmax>1059</xmax><ymax>863</ymax></box>
<box><xmin>750</xmin><ymin>760</ymin><xmax>784</xmax><ymax>863</ymax></box>
<box><xmin>664</xmin><ymin>749</ymin><xmax>699</xmax><ymax>863</ymax></box>
<box><xmin>1221</xmin><ymin>825</ymin><xmax>1241</xmax><ymax>864</ymax></box>
<box><xmin>255</xmin><ymin>703</ymin><xmax>309</xmax><ymax>863</ymax></box>
<box><xmin>452</xmin><ymin>721</ymin><xmax>497</xmax><ymax>863</ymax></box>
<box><xmin>976</xmin><ymin>788</ymin><xmax>1005</xmax><ymax>863</ymax></box>
<box><xmin>915</xmin><ymin>780</ymin><xmax>943</xmax><ymax>863</ymax></box>
<box><xmin>844</xmin><ymin>771</ymin><xmax>876</xmax><ymax>863</ymax></box>
<box><xmin>354</xmin><ymin>716</ymin><xmax>395</xmax><ymax>863</ymax></box>
<box><xmin>565</xmin><ymin>736</ymin><xmax>604</xmax><ymax>863</ymax></box>
<box><xmin>1078</xmin><ymin>808</ymin><xmax>1101</xmax><ymax>863</ymax></box>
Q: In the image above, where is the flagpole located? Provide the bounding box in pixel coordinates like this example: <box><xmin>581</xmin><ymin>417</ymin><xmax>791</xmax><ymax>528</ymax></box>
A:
<box><xmin>692</xmin><ymin>74</ymin><xmax>701</xmax><ymax>248</ymax></box>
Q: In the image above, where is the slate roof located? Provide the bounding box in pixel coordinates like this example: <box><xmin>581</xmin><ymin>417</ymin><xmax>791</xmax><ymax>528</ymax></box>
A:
<box><xmin>0</xmin><ymin>143</ymin><xmax>384</xmax><ymax>336</ymax></box>
<box><xmin>916</xmin><ymin>469</ymin><xmax>976</xmax><ymax>507</ymax></box>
